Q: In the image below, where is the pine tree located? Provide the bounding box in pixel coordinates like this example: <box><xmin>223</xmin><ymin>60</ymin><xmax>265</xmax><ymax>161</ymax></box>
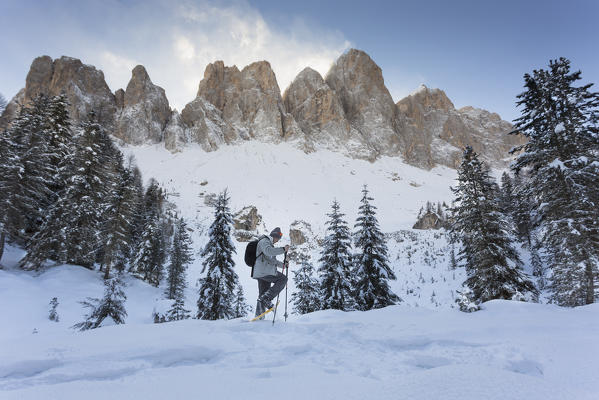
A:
<box><xmin>449</xmin><ymin>245</ymin><xmax>458</xmax><ymax>270</ymax></box>
<box><xmin>165</xmin><ymin>217</ymin><xmax>194</xmax><ymax>300</ymax></box>
<box><xmin>455</xmin><ymin>287</ymin><xmax>480</xmax><ymax>312</ymax></box>
<box><xmin>0</xmin><ymin>122</ymin><xmax>22</xmax><ymax>262</ymax></box>
<box><xmin>232</xmin><ymin>285</ymin><xmax>251</xmax><ymax>318</ymax></box>
<box><xmin>196</xmin><ymin>190</ymin><xmax>239</xmax><ymax>320</ymax></box>
<box><xmin>318</xmin><ymin>200</ymin><xmax>354</xmax><ymax>310</ymax></box>
<box><xmin>530</xmin><ymin>237</ymin><xmax>546</xmax><ymax>290</ymax></box>
<box><xmin>449</xmin><ymin>146</ymin><xmax>537</xmax><ymax>303</ymax></box>
<box><xmin>499</xmin><ymin>172</ymin><xmax>515</xmax><ymax>217</ymax></box>
<box><xmin>127</xmin><ymin>160</ymin><xmax>146</xmax><ymax>258</ymax></box>
<box><xmin>292</xmin><ymin>255</ymin><xmax>321</xmax><ymax>314</ymax></box>
<box><xmin>131</xmin><ymin>180</ymin><xmax>167</xmax><ymax>286</ymax></box>
<box><xmin>49</xmin><ymin>297</ymin><xmax>59</xmax><ymax>322</ymax></box>
<box><xmin>2</xmin><ymin>95</ymin><xmax>55</xmax><ymax>245</ymax></box>
<box><xmin>511</xmin><ymin>173</ymin><xmax>534</xmax><ymax>247</ymax></box>
<box><xmin>46</xmin><ymin>94</ymin><xmax>74</xmax><ymax>198</ymax></box>
<box><xmin>353</xmin><ymin>185</ymin><xmax>399</xmax><ymax>310</ymax></box>
<box><xmin>101</xmin><ymin>152</ymin><xmax>139</xmax><ymax>279</ymax></box>
<box><xmin>166</xmin><ymin>299</ymin><xmax>191</xmax><ymax>321</ymax></box>
<box><xmin>511</xmin><ymin>58</ymin><xmax>599</xmax><ymax>306</ymax></box>
<box><xmin>20</xmin><ymin>112</ymin><xmax>115</xmax><ymax>269</ymax></box>
<box><xmin>72</xmin><ymin>274</ymin><xmax>127</xmax><ymax>331</ymax></box>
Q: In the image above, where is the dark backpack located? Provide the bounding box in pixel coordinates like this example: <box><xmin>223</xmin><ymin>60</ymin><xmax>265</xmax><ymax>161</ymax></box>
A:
<box><xmin>244</xmin><ymin>236</ymin><xmax>266</xmax><ymax>267</ymax></box>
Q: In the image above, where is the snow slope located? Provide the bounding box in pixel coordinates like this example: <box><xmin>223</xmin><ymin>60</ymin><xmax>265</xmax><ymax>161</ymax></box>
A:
<box><xmin>120</xmin><ymin>142</ymin><xmax>463</xmax><ymax>309</ymax></box>
<box><xmin>1</xmin><ymin>248</ymin><xmax>598</xmax><ymax>400</ymax></box>
<box><xmin>1</xmin><ymin>142</ymin><xmax>597</xmax><ymax>399</ymax></box>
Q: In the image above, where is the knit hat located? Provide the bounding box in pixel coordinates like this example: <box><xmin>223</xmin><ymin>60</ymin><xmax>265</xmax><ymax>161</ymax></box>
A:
<box><xmin>270</xmin><ymin>227</ymin><xmax>283</xmax><ymax>239</ymax></box>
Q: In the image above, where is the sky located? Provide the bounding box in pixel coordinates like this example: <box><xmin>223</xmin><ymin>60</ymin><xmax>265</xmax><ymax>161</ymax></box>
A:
<box><xmin>1</xmin><ymin>0</ymin><xmax>598</xmax><ymax>122</ymax></box>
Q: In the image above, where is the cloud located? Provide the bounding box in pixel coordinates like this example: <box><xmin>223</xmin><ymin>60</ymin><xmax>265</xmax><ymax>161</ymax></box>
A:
<box><xmin>80</xmin><ymin>0</ymin><xmax>350</xmax><ymax>111</ymax></box>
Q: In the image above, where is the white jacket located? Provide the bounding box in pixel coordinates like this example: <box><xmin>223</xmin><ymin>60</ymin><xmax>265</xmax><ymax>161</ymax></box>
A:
<box><xmin>252</xmin><ymin>236</ymin><xmax>285</xmax><ymax>278</ymax></box>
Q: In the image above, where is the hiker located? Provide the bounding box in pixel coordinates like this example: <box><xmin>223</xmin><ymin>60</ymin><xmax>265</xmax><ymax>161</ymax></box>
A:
<box><xmin>252</xmin><ymin>227</ymin><xmax>290</xmax><ymax>318</ymax></box>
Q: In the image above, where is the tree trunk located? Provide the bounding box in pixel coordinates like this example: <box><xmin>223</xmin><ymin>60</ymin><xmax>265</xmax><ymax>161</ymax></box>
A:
<box><xmin>585</xmin><ymin>261</ymin><xmax>595</xmax><ymax>305</ymax></box>
<box><xmin>0</xmin><ymin>230</ymin><xmax>5</xmax><ymax>267</ymax></box>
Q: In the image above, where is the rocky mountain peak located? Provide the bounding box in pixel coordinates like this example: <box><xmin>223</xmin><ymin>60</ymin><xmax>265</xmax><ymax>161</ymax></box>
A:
<box><xmin>197</xmin><ymin>61</ymin><xmax>241</xmax><ymax>110</ymax></box>
<box><xmin>191</xmin><ymin>59</ymin><xmax>289</xmax><ymax>146</ymax></box>
<box><xmin>1</xmin><ymin>51</ymin><xmax>525</xmax><ymax>170</ymax></box>
<box><xmin>114</xmin><ymin>64</ymin><xmax>171</xmax><ymax>145</ymax></box>
<box><xmin>400</xmin><ymin>85</ymin><xmax>455</xmax><ymax>113</ymax></box>
<box><xmin>283</xmin><ymin>66</ymin><xmax>360</xmax><ymax>155</ymax></box>
<box><xmin>324</xmin><ymin>49</ymin><xmax>402</xmax><ymax>159</ymax></box>
<box><xmin>241</xmin><ymin>61</ymin><xmax>281</xmax><ymax>94</ymax></box>
<box><xmin>325</xmin><ymin>49</ymin><xmax>396</xmax><ymax>123</ymax></box>
<box><xmin>1</xmin><ymin>55</ymin><xmax>116</xmax><ymax>130</ymax></box>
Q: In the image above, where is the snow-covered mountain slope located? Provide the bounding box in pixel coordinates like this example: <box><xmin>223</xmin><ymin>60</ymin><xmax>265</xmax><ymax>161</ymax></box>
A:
<box><xmin>1</xmin><ymin>247</ymin><xmax>598</xmax><ymax>400</ymax></box>
<box><xmin>120</xmin><ymin>141</ymin><xmax>463</xmax><ymax>309</ymax></box>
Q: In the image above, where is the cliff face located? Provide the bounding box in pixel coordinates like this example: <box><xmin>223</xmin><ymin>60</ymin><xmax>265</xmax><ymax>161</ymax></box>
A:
<box><xmin>1</xmin><ymin>51</ymin><xmax>523</xmax><ymax>169</ymax></box>
<box><xmin>1</xmin><ymin>56</ymin><xmax>116</xmax><ymax>130</ymax></box>
<box><xmin>397</xmin><ymin>85</ymin><xmax>525</xmax><ymax>168</ymax></box>
<box><xmin>114</xmin><ymin>65</ymin><xmax>171</xmax><ymax>145</ymax></box>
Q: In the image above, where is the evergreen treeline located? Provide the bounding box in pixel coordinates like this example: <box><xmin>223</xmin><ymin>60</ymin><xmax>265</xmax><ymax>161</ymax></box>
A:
<box><xmin>0</xmin><ymin>94</ymin><xmax>192</xmax><ymax>329</ymax></box>
<box><xmin>293</xmin><ymin>186</ymin><xmax>400</xmax><ymax>315</ymax></box>
<box><xmin>509</xmin><ymin>57</ymin><xmax>599</xmax><ymax>306</ymax></box>
<box><xmin>2</xmin><ymin>56</ymin><xmax>597</xmax><ymax>330</ymax></box>
<box><xmin>448</xmin><ymin>57</ymin><xmax>599</xmax><ymax>308</ymax></box>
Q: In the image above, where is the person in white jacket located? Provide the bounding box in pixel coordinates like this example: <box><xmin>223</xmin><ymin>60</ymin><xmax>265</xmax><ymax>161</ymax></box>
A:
<box><xmin>252</xmin><ymin>227</ymin><xmax>289</xmax><ymax>317</ymax></box>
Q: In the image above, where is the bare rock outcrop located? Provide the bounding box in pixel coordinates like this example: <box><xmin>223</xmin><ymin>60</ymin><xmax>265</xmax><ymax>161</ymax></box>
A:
<box><xmin>324</xmin><ymin>49</ymin><xmax>402</xmax><ymax>159</ymax></box>
<box><xmin>180</xmin><ymin>97</ymin><xmax>228</xmax><ymax>151</ymax></box>
<box><xmin>283</xmin><ymin>67</ymin><xmax>368</xmax><ymax>156</ymax></box>
<box><xmin>115</xmin><ymin>65</ymin><xmax>171</xmax><ymax>144</ymax></box>
<box><xmin>397</xmin><ymin>85</ymin><xmax>524</xmax><ymax>168</ymax></box>
<box><xmin>164</xmin><ymin>111</ymin><xmax>187</xmax><ymax>152</ymax></box>
<box><xmin>1</xmin><ymin>51</ymin><xmax>525</xmax><ymax>171</ymax></box>
<box><xmin>233</xmin><ymin>206</ymin><xmax>264</xmax><ymax>242</ymax></box>
<box><xmin>1</xmin><ymin>56</ymin><xmax>117</xmax><ymax>130</ymax></box>
<box><xmin>190</xmin><ymin>60</ymin><xmax>298</xmax><ymax>146</ymax></box>
<box><xmin>289</xmin><ymin>220</ymin><xmax>314</xmax><ymax>246</ymax></box>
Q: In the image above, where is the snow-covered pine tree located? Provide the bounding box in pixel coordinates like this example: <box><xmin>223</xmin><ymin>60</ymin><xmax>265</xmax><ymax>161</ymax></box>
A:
<box><xmin>0</xmin><ymin>94</ymin><xmax>74</xmax><ymax>262</ymax></box>
<box><xmin>131</xmin><ymin>179</ymin><xmax>167</xmax><ymax>286</ymax></box>
<box><xmin>449</xmin><ymin>146</ymin><xmax>537</xmax><ymax>303</ymax></box>
<box><xmin>449</xmin><ymin>245</ymin><xmax>458</xmax><ymax>270</ymax></box>
<box><xmin>20</xmin><ymin>112</ymin><xmax>113</xmax><ymax>269</ymax></box>
<box><xmin>165</xmin><ymin>217</ymin><xmax>194</xmax><ymax>300</ymax></box>
<box><xmin>0</xmin><ymin>120</ymin><xmax>23</xmax><ymax>262</ymax></box>
<box><xmin>126</xmin><ymin>160</ymin><xmax>146</xmax><ymax>258</ymax></box>
<box><xmin>232</xmin><ymin>285</ymin><xmax>251</xmax><ymax>318</ymax></box>
<box><xmin>101</xmin><ymin>152</ymin><xmax>139</xmax><ymax>279</ymax></box>
<box><xmin>45</xmin><ymin>94</ymin><xmax>74</xmax><ymax>198</ymax></box>
<box><xmin>499</xmin><ymin>172</ymin><xmax>515</xmax><ymax>217</ymax></box>
<box><xmin>292</xmin><ymin>254</ymin><xmax>321</xmax><ymax>314</ymax></box>
<box><xmin>530</xmin><ymin>237</ymin><xmax>546</xmax><ymax>290</ymax></box>
<box><xmin>4</xmin><ymin>95</ymin><xmax>56</xmax><ymax>245</ymax></box>
<box><xmin>72</xmin><ymin>274</ymin><xmax>127</xmax><ymax>331</ymax></box>
<box><xmin>510</xmin><ymin>58</ymin><xmax>599</xmax><ymax>306</ymax></box>
<box><xmin>510</xmin><ymin>172</ymin><xmax>534</xmax><ymax>247</ymax></box>
<box><xmin>318</xmin><ymin>199</ymin><xmax>354</xmax><ymax>310</ymax></box>
<box><xmin>455</xmin><ymin>287</ymin><xmax>480</xmax><ymax>312</ymax></box>
<box><xmin>49</xmin><ymin>297</ymin><xmax>59</xmax><ymax>322</ymax></box>
<box><xmin>166</xmin><ymin>299</ymin><xmax>191</xmax><ymax>321</ymax></box>
<box><xmin>353</xmin><ymin>185</ymin><xmax>399</xmax><ymax>310</ymax></box>
<box><xmin>196</xmin><ymin>190</ymin><xmax>239</xmax><ymax>320</ymax></box>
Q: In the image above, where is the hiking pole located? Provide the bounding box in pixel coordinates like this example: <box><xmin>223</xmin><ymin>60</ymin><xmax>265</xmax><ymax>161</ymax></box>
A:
<box><xmin>283</xmin><ymin>258</ymin><xmax>289</xmax><ymax>322</ymax></box>
<box><xmin>272</xmin><ymin>250</ymin><xmax>288</xmax><ymax>326</ymax></box>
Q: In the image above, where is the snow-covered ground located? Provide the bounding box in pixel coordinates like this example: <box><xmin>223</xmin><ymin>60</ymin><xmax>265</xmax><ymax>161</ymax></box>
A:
<box><xmin>2</xmin><ymin>142</ymin><xmax>596</xmax><ymax>399</ymax></box>
<box><xmin>1</xmin><ymin>244</ymin><xmax>598</xmax><ymax>400</ymax></box>
<box><xmin>119</xmin><ymin>142</ymin><xmax>463</xmax><ymax>309</ymax></box>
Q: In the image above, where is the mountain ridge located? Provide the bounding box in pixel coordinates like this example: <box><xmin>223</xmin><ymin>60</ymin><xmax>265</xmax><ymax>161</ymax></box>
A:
<box><xmin>0</xmin><ymin>49</ymin><xmax>524</xmax><ymax>169</ymax></box>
